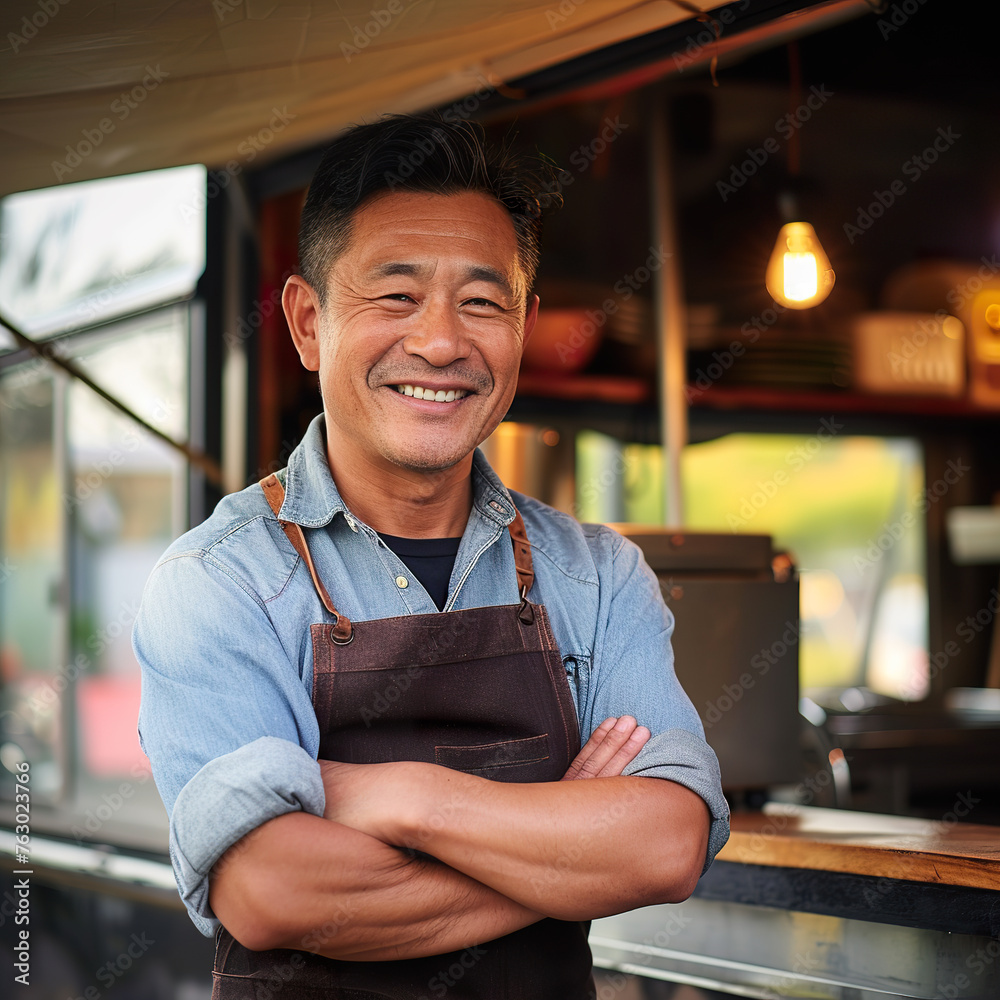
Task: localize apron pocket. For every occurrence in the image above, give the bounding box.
[434,733,549,772]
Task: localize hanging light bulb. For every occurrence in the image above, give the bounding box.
[765,221,835,309]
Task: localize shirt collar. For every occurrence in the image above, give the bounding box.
[278,414,518,531]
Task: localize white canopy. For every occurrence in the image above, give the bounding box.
[0,0,865,197]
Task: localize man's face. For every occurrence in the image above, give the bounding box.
[304,189,536,475]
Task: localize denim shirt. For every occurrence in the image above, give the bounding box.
[134,415,730,936]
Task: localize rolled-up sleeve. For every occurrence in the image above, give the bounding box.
[134,550,323,936]
[589,530,730,873]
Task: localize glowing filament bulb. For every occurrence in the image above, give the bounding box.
[766,221,834,309]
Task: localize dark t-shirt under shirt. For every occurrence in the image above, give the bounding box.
[377,533,462,611]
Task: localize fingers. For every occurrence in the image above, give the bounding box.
[594,720,650,778]
[561,716,618,780]
[561,715,651,780]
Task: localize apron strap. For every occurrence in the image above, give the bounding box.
[258,473,536,616]
[259,474,353,643]
[508,508,535,599]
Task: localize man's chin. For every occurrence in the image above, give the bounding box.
[383,442,474,476]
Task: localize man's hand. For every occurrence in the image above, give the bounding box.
[561,715,650,780]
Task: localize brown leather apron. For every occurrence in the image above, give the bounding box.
[211,474,596,999]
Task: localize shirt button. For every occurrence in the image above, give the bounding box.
[346,518,358,532]
[395,576,408,589]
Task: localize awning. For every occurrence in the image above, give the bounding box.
[0,0,866,197]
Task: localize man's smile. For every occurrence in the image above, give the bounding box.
[392,384,471,402]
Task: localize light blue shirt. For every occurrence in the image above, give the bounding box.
[134,414,730,936]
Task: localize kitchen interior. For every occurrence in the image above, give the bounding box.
[1,1,999,997]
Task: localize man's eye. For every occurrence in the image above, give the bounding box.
[465,297,501,309]
[381,293,415,303]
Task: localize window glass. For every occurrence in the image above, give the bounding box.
[683,434,927,699]
[66,310,188,825]
[0,165,206,345]
[0,366,66,802]
[0,164,201,846]
[575,430,929,699]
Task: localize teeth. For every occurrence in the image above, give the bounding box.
[394,384,468,402]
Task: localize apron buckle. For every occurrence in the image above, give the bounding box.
[331,615,354,645]
[517,589,535,625]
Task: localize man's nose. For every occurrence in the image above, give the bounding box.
[400,299,472,367]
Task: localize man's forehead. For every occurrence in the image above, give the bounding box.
[339,189,524,289]
[351,191,516,249]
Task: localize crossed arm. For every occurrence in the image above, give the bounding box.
[209,716,710,960]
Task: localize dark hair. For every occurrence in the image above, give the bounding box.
[298,113,561,304]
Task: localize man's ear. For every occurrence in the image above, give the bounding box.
[283,275,322,372]
[522,293,540,348]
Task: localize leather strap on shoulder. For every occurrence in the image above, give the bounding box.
[508,509,535,599]
[259,474,352,642]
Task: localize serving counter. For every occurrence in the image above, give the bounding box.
[591,805,1000,999]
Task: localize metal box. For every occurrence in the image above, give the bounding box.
[615,529,801,790]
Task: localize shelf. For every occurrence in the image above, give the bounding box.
[687,384,1000,419]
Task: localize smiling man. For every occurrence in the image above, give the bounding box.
[135,114,729,999]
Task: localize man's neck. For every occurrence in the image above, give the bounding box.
[324,429,474,539]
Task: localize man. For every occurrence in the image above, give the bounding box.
[135,113,729,998]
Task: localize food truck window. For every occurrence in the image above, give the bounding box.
[0,167,204,842]
[575,430,928,702]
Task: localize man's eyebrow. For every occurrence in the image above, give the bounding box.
[370,261,424,279]
[464,265,514,300]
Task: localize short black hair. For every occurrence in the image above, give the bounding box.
[298,112,561,304]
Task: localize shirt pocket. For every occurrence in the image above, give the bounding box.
[562,653,591,736]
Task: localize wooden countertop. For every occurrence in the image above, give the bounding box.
[717,805,1000,891]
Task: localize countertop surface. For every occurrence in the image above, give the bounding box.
[717,804,1000,890]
